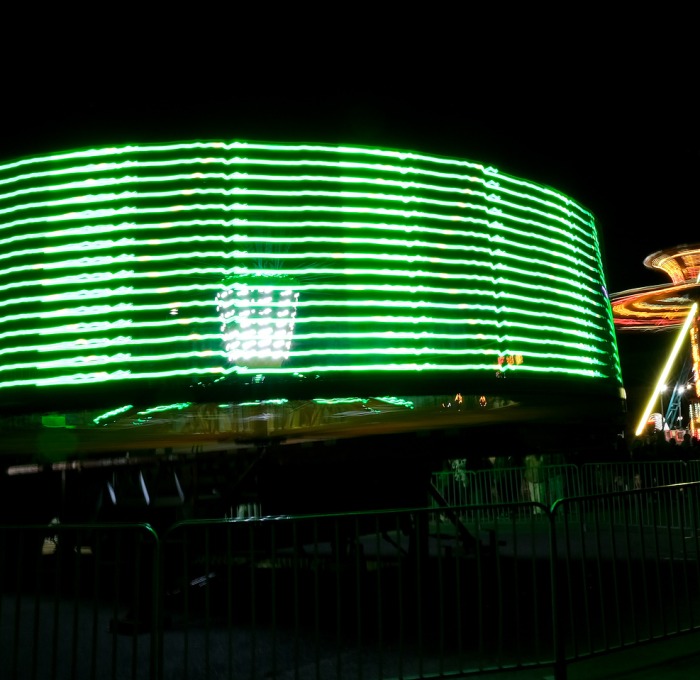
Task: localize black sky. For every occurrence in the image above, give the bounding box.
[2,47,697,423]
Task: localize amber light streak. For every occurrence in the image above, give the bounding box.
[611,282,700,330]
[611,244,700,331]
[635,302,698,437]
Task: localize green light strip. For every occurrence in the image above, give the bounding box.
[0,140,621,394]
[0,329,604,362]
[93,403,133,424]
[0,203,598,273]
[0,171,592,235]
[0,186,594,244]
[0,140,594,224]
[0,295,606,333]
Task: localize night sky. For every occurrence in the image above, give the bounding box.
[2,51,697,426]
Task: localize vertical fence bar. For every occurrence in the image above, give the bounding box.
[550,500,566,680]
[1,522,158,680]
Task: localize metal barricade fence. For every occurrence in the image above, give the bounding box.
[579,460,693,528]
[433,460,700,526]
[0,522,159,680]
[152,484,700,679]
[579,460,688,494]
[552,482,700,668]
[3,480,700,679]
[159,506,557,679]
[432,465,581,522]
[688,459,700,482]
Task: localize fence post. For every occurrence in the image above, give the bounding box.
[549,500,568,680]
[150,528,163,680]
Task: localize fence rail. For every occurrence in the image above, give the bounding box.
[431,460,700,526]
[2,463,700,679]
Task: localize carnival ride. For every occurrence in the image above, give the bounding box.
[610,244,700,438]
[0,140,626,521]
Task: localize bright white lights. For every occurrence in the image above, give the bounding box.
[216,277,299,368]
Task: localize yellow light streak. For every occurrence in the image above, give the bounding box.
[635,302,698,436]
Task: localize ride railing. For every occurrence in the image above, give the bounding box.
[432,460,700,527]
[431,465,580,522]
[3,482,700,680]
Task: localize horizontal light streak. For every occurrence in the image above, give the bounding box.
[0,202,599,270]
[1,261,601,311]
[0,186,595,246]
[0,140,593,224]
[0,220,600,285]
[0,294,606,331]
[0,357,607,390]
[0,171,593,235]
[0,329,603,357]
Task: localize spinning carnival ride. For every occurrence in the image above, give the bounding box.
[0,140,625,470]
[610,244,700,438]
